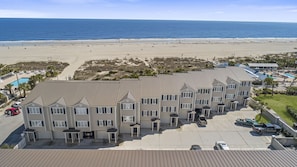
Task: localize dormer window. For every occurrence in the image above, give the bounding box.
[181,92,193,98]
[121,103,135,110]
[213,86,224,92]
[51,107,65,115]
[74,107,88,115]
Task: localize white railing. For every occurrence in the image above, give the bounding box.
[13,137,26,149]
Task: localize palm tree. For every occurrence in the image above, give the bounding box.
[35,74,45,82]
[18,83,30,97]
[264,77,274,96]
[4,83,13,95]
[28,75,37,89]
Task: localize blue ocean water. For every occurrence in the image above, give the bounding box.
[0,18,297,41]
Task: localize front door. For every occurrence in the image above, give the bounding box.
[133,127,137,134]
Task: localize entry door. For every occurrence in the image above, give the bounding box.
[133,127,137,134]
[111,133,115,139]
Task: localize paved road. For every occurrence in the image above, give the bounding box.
[0,110,24,146]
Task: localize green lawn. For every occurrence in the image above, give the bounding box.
[257,94,297,126]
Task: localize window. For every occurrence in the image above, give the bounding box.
[241,81,251,87]
[238,91,249,96]
[181,103,192,109]
[122,116,134,123]
[141,98,158,105]
[181,92,193,98]
[197,89,210,94]
[30,120,43,127]
[227,84,236,89]
[195,99,209,105]
[76,121,89,127]
[51,107,65,115]
[213,86,223,92]
[97,120,113,127]
[27,107,41,114]
[74,107,88,115]
[161,106,177,112]
[212,97,222,102]
[53,120,67,128]
[121,103,135,110]
[161,95,178,101]
[226,94,235,100]
[141,110,158,117]
[97,107,113,114]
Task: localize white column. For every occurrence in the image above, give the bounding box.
[175,118,178,127]
[170,117,173,126]
[71,133,74,143]
[137,127,140,137]
[192,113,195,122]
[78,133,80,143]
[151,122,154,131]
[64,133,67,143]
[115,132,117,143]
[131,127,133,137]
[157,122,160,132]
[33,132,36,142]
[108,133,111,143]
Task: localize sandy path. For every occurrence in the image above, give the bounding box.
[1,38,297,80]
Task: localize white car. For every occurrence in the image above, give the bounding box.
[215,141,230,150]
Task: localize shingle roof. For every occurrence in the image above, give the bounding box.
[0,150,296,167]
[22,67,253,106]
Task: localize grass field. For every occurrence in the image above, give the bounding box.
[256,94,297,126]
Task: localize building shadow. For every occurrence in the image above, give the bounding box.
[1,124,25,147]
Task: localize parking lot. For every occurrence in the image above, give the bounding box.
[3,107,274,150]
[109,107,273,150]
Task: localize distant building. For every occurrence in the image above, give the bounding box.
[248,63,278,71]
[21,67,253,143]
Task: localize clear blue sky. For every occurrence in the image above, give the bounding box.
[1,0,297,22]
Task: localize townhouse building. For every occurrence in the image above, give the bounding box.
[21,67,253,143]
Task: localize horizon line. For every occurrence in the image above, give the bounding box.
[0,17,297,24]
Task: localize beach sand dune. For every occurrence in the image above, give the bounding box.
[1,38,297,80]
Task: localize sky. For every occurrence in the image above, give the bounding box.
[0,0,297,22]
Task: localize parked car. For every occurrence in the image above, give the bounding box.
[11,101,21,109]
[215,141,230,150]
[190,145,202,151]
[198,115,207,126]
[252,123,282,135]
[235,118,257,127]
[4,108,21,116]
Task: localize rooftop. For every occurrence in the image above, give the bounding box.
[0,150,296,167]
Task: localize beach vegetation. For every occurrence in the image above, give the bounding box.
[0,92,8,104]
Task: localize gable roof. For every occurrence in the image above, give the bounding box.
[22,67,253,107]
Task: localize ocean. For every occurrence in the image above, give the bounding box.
[0,18,297,41]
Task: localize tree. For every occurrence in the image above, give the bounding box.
[264,77,274,96]
[18,83,30,97]
[4,83,13,95]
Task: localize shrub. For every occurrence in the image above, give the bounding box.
[286,105,297,120]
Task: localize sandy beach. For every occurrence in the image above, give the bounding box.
[1,38,297,80]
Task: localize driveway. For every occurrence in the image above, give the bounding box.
[108,107,272,150]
